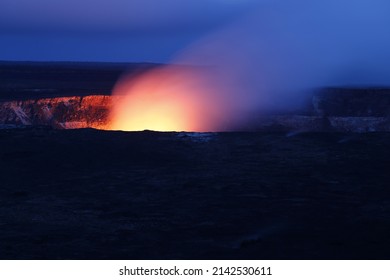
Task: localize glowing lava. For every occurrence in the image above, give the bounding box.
[110,66,230,132]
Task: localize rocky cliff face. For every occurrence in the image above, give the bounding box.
[312,88,390,117]
[0,89,389,132]
[307,88,390,132]
[0,95,116,129]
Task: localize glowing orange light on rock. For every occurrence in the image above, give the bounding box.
[110,66,231,132]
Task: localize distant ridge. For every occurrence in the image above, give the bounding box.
[0,61,162,101]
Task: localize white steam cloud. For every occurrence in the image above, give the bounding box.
[112,0,390,131]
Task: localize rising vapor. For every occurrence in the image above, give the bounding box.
[111,0,390,132]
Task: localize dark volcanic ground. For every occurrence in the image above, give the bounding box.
[0,128,389,259]
[0,61,158,101]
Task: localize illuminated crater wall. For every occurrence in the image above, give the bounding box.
[0,95,116,129]
[1,89,390,132]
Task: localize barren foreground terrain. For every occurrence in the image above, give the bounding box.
[0,128,389,259]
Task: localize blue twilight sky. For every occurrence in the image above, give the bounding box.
[0,0,257,62]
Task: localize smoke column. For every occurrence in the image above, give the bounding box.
[110,0,390,132]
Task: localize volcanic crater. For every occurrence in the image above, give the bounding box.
[1,61,390,260]
[1,62,390,132]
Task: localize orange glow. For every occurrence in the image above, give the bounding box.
[110,66,230,132]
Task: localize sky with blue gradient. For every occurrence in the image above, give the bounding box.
[0,0,256,62]
[1,0,390,89]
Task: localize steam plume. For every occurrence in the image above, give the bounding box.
[111,0,390,132]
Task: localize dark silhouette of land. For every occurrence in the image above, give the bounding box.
[0,128,389,259]
[0,61,390,259]
[0,61,160,101]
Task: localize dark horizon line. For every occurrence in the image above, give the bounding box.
[0,59,163,65]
